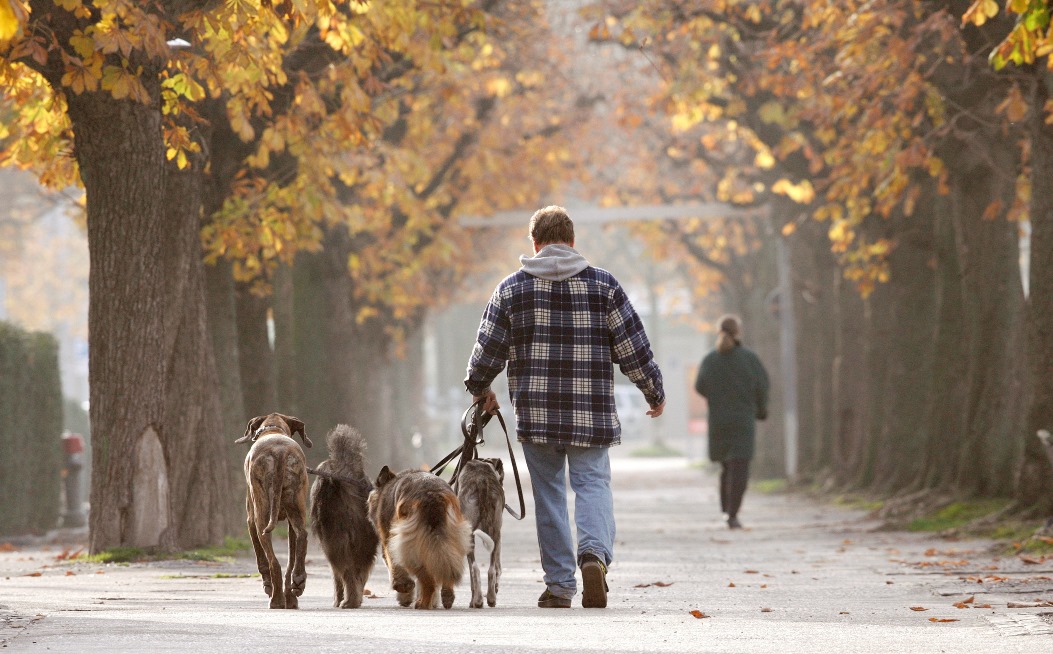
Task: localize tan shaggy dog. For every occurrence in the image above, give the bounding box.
[368,467,471,609]
[234,413,312,609]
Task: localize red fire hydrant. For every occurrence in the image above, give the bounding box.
[61,432,86,528]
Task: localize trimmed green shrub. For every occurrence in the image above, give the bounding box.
[0,322,64,536]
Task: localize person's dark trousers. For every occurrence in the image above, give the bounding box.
[720,458,750,518]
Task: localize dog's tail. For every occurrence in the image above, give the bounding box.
[263,453,285,535]
[390,493,471,586]
[473,529,495,574]
[326,424,367,479]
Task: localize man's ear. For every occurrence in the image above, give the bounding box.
[235,416,265,444]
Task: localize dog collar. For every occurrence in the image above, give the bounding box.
[255,426,289,439]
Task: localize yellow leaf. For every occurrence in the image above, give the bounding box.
[0,0,24,43]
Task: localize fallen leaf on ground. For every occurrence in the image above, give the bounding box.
[65,571,75,576]
[0,543,16,552]
[839,611,849,615]
[760,608,773,612]
[761,584,768,588]
[689,610,708,619]
[24,572,42,577]
[745,570,759,574]
[928,617,959,623]
[909,607,929,611]
[1007,600,1053,608]
[1018,554,1047,565]
[728,582,736,588]
[654,581,674,587]
[635,583,651,588]
[953,595,975,608]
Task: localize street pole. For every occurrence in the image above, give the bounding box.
[776,234,799,480]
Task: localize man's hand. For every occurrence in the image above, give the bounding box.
[647,399,665,418]
[473,389,499,415]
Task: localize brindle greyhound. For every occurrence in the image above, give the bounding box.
[234,413,312,609]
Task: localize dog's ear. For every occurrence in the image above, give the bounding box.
[235,416,265,444]
[487,458,505,482]
[375,465,396,488]
[278,414,311,448]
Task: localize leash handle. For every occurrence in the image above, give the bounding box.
[432,399,526,521]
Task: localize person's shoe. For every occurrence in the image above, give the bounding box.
[537,589,571,608]
[727,516,743,530]
[580,552,609,608]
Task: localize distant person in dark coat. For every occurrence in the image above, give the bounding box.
[694,315,769,529]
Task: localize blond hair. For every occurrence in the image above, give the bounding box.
[716,315,742,353]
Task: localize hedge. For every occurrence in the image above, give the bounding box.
[0,321,64,536]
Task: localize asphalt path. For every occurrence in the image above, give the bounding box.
[2,457,1051,652]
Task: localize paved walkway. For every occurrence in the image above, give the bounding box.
[2,457,1052,652]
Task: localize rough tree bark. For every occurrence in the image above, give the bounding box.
[1015,72,1053,512]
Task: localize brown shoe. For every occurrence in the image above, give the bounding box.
[580,553,608,608]
[537,589,571,608]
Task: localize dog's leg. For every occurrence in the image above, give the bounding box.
[260,529,285,609]
[332,566,345,608]
[441,583,456,610]
[246,496,272,598]
[383,545,415,607]
[487,539,501,608]
[338,569,363,609]
[286,507,308,602]
[415,570,436,610]
[467,545,482,609]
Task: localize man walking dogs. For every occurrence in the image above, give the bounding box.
[465,206,666,609]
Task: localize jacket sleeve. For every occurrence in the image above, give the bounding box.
[464,286,511,396]
[607,282,665,407]
[753,352,770,420]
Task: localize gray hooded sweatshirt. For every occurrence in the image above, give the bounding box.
[519,243,590,281]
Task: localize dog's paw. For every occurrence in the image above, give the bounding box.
[396,590,414,607]
[269,595,287,609]
[487,597,497,608]
[392,578,415,594]
[441,588,455,609]
[470,597,483,609]
[284,592,299,609]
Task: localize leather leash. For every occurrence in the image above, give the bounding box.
[431,400,526,521]
[306,466,373,494]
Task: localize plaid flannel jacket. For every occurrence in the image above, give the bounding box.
[465,266,665,447]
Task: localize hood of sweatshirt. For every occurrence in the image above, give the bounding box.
[519,244,590,281]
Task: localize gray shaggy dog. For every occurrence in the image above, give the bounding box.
[456,458,505,608]
[309,425,379,609]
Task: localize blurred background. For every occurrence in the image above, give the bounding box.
[2,0,1051,549]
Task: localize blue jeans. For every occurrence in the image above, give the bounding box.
[522,442,615,599]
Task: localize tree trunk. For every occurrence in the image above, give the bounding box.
[946,156,1028,498]
[158,153,239,549]
[69,87,234,552]
[873,221,937,494]
[830,266,869,488]
[70,90,169,553]
[919,196,969,491]
[1016,73,1053,512]
[203,259,247,442]
[235,282,277,419]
